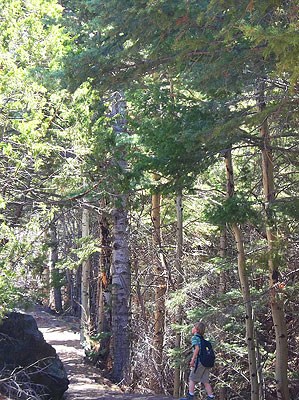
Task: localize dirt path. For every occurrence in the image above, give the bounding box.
[28,307,174,400]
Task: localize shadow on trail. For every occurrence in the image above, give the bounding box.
[27,306,174,400]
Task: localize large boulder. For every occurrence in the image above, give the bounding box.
[0,312,69,399]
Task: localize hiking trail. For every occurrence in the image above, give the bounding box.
[28,307,174,400]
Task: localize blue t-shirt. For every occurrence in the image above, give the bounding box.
[191,333,201,349]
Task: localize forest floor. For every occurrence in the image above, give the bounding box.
[27,306,174,400]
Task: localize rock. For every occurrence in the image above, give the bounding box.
[0,312,69,399]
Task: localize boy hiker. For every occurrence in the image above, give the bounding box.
[180,321,215,400]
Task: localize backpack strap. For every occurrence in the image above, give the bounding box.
[193,334,203,372]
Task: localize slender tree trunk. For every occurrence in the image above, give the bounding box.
[133,255,147,321]
[110,92,131,383]
[64,269,73,312]
[231,224,259,400]
[218,227,227,400]
[80,207,91,345]
[258,84,289,400]
[48,219,62,313]
[173,190,184,398]
[97,210,111,332]
[219,229,227,294]
[168,79,184,396]
[225,150,259,400]
[95,209,112,367]
[255,323,266,400]
[151,186,167,392]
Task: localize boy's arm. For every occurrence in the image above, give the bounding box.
[190,344,200,367]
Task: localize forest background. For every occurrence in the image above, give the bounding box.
[0,1,298,400]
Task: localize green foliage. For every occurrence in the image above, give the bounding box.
[57,236,100,271]
[0,0,297,396]
[125,81,237,192]
[0,0,73,314]
[51,268,66,289]
[204,195,259,226]
[0,269,23,317]
[167,346,187,369]
[273,198,299,221]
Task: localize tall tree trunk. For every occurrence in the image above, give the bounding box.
[151,185,167,392]
[48,219,62,313]
[173,190,184,398]
[111,203,130,382]
[258,84,289,400]
[225,150,259,400]
[80,207,91,345]
[95,209,112,368]
[64,269,74,312]
[219,228,227,295]
[168,78,183,396]
[231,224,259,400]
[133,255,147,321]
[218,227,227,400]
[110,92,131,383]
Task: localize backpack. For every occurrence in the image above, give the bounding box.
[195,334,215,369]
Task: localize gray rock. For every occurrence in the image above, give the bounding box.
[0,312,69,399]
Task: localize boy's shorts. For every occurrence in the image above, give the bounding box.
[189,363,210,383]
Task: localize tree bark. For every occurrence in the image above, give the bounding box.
[48,219,62,313]
[258,84,289,400]
[151,186,167,392]
[132,255,147,321]
[173,190,184,398]
[225,150,259,400]
[110,91,131,383]
[231,224,259,400]
[80,207,91,345]
[111,200,130,382]
[95,209,112,368]
[218,228,227,400]
[219,228,227,295]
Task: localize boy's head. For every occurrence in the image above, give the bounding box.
[192,321,205,336]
